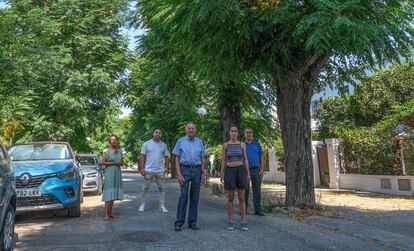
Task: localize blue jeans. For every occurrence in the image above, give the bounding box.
[245,168,262,213]
[175,166,201,227]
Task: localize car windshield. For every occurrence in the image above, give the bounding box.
[9,143,72,161]
[79,156,97,166]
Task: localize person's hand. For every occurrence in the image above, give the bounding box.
[177,174,184,186]
[115,160,123,166]
[201,172,206,184]
[247,173,251,183]
[259,169,264,178]
[220,175,224,184]
[164,168,170,176]
[140,169,146,177]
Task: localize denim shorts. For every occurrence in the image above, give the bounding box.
[224,165,247,191]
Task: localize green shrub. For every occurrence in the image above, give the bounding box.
[337,126,401,175]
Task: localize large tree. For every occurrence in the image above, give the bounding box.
[134,2,277,142]
[0,0,129,151]
[137,0,414,207]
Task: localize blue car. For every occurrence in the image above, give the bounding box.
[8,142,83,217]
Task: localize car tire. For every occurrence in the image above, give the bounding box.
[68,186,82,217]
[67,203,81,218]
[0,204,15,251]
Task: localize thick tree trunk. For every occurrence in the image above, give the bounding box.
[275,70,315,208]
[218,81,241,142]
[219,102,241,142]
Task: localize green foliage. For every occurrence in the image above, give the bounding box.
[137,0,413,86]
[338,127,400,175]
[316,62,414,138]
[377,99,414,134]
[334,100,414,175]
[206,145,223,173]
[0,0,129,152]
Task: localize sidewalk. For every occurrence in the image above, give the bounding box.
[207,177,414,250]
[208,177,414,211]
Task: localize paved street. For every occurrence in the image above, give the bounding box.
[14,171,414,251]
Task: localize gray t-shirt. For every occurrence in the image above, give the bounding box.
[140,139,169,172]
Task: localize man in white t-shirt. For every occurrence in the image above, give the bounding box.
[138,128,170,213]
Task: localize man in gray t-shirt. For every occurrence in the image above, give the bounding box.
[138,128,170,213]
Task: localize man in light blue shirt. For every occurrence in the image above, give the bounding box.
[172,122,206,231]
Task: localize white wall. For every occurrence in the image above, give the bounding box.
[339,174,414,196]
[264,142,323,187]
[326,138,414,197]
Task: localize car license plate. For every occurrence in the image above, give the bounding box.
[16,189,42,197]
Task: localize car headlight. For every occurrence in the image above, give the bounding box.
[58,168,75,179]
[86,172,98,178]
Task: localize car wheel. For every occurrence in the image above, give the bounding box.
[0,204,15,251]
[67,203,81,217]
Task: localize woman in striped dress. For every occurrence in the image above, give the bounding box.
[220,126,250,231]
[101,134,124,220]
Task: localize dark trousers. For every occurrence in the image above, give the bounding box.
[175,167,201,227]
[245,168,262,213]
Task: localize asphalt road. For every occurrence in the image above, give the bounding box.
[13,172,411,251]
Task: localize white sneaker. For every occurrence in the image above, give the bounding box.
[159,204,168,213]
[138,203,145,212]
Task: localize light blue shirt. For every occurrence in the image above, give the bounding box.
[172,136,205,165]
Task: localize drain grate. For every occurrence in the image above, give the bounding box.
[119,231,169,243]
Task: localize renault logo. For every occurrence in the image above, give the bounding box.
[19,173,31,187]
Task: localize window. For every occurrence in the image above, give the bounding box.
[9,143,72,161]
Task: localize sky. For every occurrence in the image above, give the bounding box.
[119,27,141,117]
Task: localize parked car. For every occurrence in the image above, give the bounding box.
[8,142,83,217]
[76,153,103,195]
[0,142,16,251]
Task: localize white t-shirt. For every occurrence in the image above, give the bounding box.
[140,139,169,172]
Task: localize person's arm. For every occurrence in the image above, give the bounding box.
[164,144,170,175]
[200,140,206,183]
[118,155,124,167]
[175,155,184,186]
[172,140,184,185]
[101,151,117,167]
[260,155,265,177]
[259,143,264,177]
[139,154,146,176]
[242,143,251,181]
[220,143,227,184]
[164,155,170,175]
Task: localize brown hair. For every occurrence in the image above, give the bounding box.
[108,134,119,143]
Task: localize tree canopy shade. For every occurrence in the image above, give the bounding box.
[137,0,414,207]
[135,1,280,142]
[0,0,129,151]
